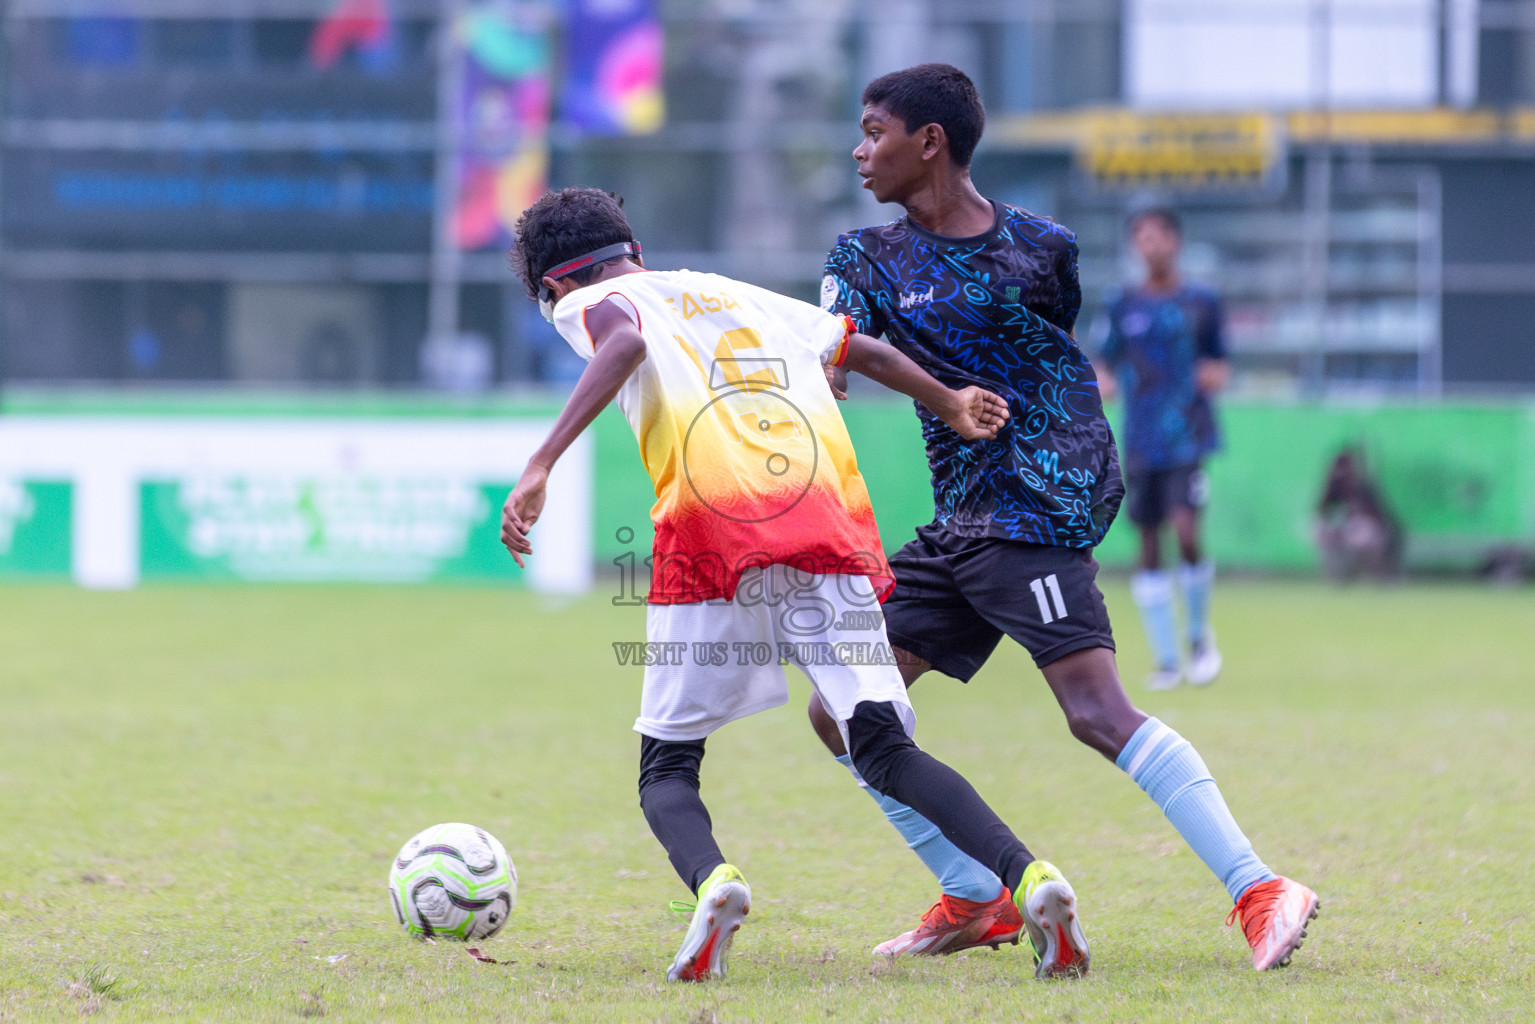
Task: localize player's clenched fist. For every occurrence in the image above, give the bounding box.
[823,362,849,401]
[501,463,549,568]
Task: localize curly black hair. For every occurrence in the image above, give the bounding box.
[507,187,636,301]
[862,63,985,168]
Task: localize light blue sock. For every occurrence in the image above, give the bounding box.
[1116,717,1276,903]
[835,754,1002,902]
[1131,570,1181,670]
[1177,561,1215,646]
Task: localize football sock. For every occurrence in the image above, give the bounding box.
[846,701,1034,895]
[1131,569,1182,670]
[637,736,725,893]
[640,777,724,894]
[1177,560,1215,647]
[835,753,1003,902]
[1117,717,1276,903]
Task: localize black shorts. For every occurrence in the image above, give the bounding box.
[1125,464,1209,528]
[881,524,1115,680]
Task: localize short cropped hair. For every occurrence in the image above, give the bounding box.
[862,63,985,168]
[509,187,636,301]
[1128,207,1183,237]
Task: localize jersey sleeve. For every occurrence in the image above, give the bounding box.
[821,236,887,339]
[823,315,856,367]
[550,288,641,362]
[1056,237,1083,334]
[1196,291,1227,360]
[742,282,853,365]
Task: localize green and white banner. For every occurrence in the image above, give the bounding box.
[141,477,516,583]
[0,416,591,591]
[0,479,72,579]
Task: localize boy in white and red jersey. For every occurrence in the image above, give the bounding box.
[501,187,1091,983]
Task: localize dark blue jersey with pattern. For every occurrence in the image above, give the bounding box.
[1098,284,1225,473]
[822,201,1123,549]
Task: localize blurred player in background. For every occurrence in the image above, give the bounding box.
[811,64,1317,972]
[501,187,1091,982]
[1094,208,1229,691]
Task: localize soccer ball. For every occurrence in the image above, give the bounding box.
[388,822,516,940]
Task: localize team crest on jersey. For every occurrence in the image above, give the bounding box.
[898,285,934,310]
[819,275,838,311]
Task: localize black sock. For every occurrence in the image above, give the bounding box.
[638,735,725,893]
[846,700,1034,893]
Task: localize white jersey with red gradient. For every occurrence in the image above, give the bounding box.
[552,269,892,605]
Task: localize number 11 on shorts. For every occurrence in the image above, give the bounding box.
[1029,574,1068,623]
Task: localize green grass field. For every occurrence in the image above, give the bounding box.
[1,579,1531,1022]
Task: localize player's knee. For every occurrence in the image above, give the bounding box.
[845,700,917,795]
[1062,707,1106,749]
[637,735,705,801]
[1049,663,1129,756]
[1062,702,1140,759]
[806,693,848,756]
[1171,513,1200,559]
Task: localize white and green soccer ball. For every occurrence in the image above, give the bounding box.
[388,823,516,941]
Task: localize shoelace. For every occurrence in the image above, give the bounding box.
[918,896,981,929]
[668,899,696,922]
[919,900,954,927]
[1226,880,1283,946]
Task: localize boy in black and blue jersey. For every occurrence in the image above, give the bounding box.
[822,186,1116,553]
[807,64,1316,973]
[1097,208,1230,691]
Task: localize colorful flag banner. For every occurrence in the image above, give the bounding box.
[454,6,552,249]
[309,0,396,72]
[560,0,664,136]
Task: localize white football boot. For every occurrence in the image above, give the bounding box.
[667,864,751,982]
[1187,633,1222,687]
[1015,860,1090,978]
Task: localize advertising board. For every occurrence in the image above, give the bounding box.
[0,416,590,591]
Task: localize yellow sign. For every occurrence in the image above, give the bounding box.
[1082,112,1282,188]
[1288,108,1503,143]
[994,106,1535,163]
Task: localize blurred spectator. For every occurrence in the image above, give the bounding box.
[1315,448,1403,581]
[1480,545,1532,586]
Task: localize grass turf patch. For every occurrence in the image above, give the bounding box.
[0,580,1530,1021]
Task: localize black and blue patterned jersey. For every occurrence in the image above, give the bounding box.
[1097,284,1225,473]
[822,201,1123,549]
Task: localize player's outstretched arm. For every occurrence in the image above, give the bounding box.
[501,300,646,566]
[840,333,1009,440]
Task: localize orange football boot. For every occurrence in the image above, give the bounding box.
[873,889,1024,957]
[1228,876,1320,971]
